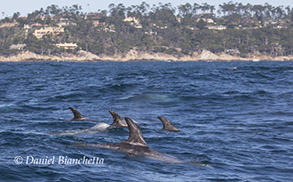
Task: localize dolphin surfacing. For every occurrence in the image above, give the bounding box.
[108,110,128,128]
[52,122,110,136]
[158,116,180,132]
[68,107,95,121]
[74,117,181,163]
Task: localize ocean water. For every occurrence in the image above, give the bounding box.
[0,61,292,181]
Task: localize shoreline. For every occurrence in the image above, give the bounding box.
[0,50,292,62]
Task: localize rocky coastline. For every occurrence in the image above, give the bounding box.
[0,50,292,62]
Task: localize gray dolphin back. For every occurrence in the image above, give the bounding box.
[68,107,87,121]
[125,117,147,145]
[158,116,180,132]
[109,110,128,127]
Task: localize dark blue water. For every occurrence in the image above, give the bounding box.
[0,61,293,181]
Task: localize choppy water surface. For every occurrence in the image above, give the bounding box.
[0,61,293,181]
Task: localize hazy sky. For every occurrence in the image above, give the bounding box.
[0,0,292,17]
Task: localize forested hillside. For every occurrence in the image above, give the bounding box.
[0,2,292,57]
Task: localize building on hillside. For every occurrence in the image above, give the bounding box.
[152,23,167,29]
[19,16,27,20]
[24,23,42,29]
[0,22,19,28]
[55,43,78,50]
[123,17,142,28]
[123,17,139,24]
[92,20,106,27]
[134,24,143,29]
[9,44,26,50]
[24,23,42,38]
[84,13,106,27]
[225,49,240,55]
[84,12,105,20]
[107,25,116,32]
[274,25,288,29]
[33,27,64,39]
[145,30,157,35]
[197,18,214,24]
[206,25,227,30]
[57,18,76,27]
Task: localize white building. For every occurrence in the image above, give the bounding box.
[33,27,64,39]
[10,44,26,50]
[206,25,227,30]
[55,43,78,50]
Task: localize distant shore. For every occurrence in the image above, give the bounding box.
[1,50,292,62]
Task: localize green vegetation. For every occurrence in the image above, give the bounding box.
[0,2,292,57]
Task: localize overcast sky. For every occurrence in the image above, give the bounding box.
[0,0,292,17]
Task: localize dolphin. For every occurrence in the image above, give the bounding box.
[68,107,95,121]
[73,117,182,163]
[158,116,180,132]
[52,122,111,135]
[56,109,126,135]
[108,110,128,128]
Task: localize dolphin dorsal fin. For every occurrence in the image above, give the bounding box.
[68,107,86,121]
[109,110,127,127]
[125,117,147,146]
[158,116,180,132]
